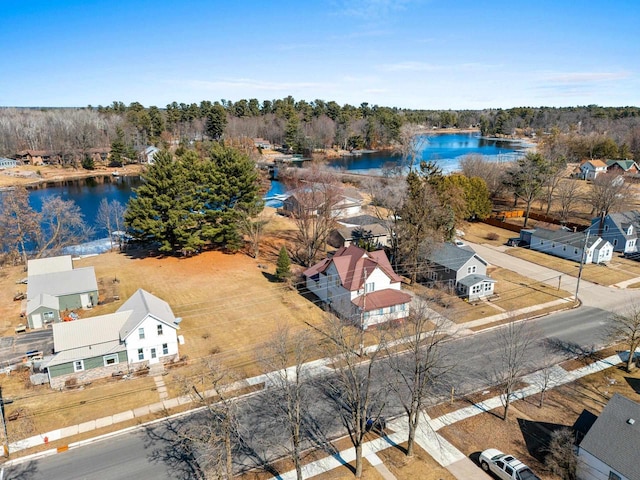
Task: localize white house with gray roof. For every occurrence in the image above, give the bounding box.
[25,255,99,329]
[577,393,640,480]
[426,243,496,301]
[587,211,640,255]
[524,227,613,264]
[45,289,180,389]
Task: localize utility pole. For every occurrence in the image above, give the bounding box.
[0,387,9,457]
[575,231,590,301]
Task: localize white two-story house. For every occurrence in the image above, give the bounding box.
[45,289,181,389]
[303,245,411,329]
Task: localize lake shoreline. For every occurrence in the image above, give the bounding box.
[0,164,145,189]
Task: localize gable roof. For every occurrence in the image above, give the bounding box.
[580,394,640,480]
[26,293,59,316]
[581,159,608,169]
[428,243,486,271]
[118,288,178,339]
[303,245,401,291]
[531,227,602,249]
[604,211,640,229]
[458,274,496,288]
[45,311,130,368]
[337,214,385,227]
[27,255,73,276]
[606,159,639,172]
[333,224,388,241]
[45,289,177,368]
[27,266,98,300]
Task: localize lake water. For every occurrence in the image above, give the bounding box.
[21,133,530,252]
[327,133,530,174]
[264,132,531,203]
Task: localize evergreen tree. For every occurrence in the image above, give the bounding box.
[109,127,127,167]
[275,246,291,281]
[124,145,262,255]
[206,104,228,140]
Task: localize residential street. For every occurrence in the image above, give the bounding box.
[470,242,640,311]
[4,305,615,480]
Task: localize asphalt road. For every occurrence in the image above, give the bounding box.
[0,330,53,367]
[6,306,612,480]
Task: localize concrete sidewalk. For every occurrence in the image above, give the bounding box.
[267,351,626,480]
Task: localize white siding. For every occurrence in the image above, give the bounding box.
[577,448,629,480]
[125,315,179,365]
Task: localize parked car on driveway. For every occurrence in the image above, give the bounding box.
[479,449,540,480]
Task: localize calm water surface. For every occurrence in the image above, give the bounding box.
[25,134,531,244]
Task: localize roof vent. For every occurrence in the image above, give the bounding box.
[628,418,635,425]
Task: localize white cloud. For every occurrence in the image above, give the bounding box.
[541,71,630,83]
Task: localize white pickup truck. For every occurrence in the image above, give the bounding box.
[479,449,541,480]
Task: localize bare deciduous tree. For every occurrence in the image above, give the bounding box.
[606,304,640,372]
[284,167,341,266]
[363,174,405,269]
[459,154,509,198]
[320,314,387,478]
[386,299,454,456]
[96,198,125,251]
[493,321,537,421]
[177,358,240,479]
[238,211,270,258]
[35,196,92,257]
[589,172,631,226]
[258,326,314,480]
[544,428,577,480]
[0,186,40,265]
[555,179,582,223]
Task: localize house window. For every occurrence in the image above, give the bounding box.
[608,472,621,480]
[467,265,477,274]
[390,305,396,313]
[162,343,169,355]
[378,308,384,315]
[574,248,578,254]
[138,348,144,361]
[605,225,609,232]
[484,283,492,291]
[363,311,370,319]
[157,324,163,336]
[472,285,482,294]
[613,239,618,246]
[103,354,119,366]
[138,328,145,339]
[151,348,157,359]
[552,242,555,248]
[74,360,84,372]
[43,311,54,321]
[365,282,375,293]
[445,267,450,273]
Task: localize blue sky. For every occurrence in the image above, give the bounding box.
[1,0,638,109]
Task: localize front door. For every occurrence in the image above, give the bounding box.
[149,348,158,364]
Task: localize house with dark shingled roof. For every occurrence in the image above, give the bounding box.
[578,393,640,480]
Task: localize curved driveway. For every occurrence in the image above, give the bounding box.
[470,242,640,312]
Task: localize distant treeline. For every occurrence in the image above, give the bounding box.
[1,99,639,161]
